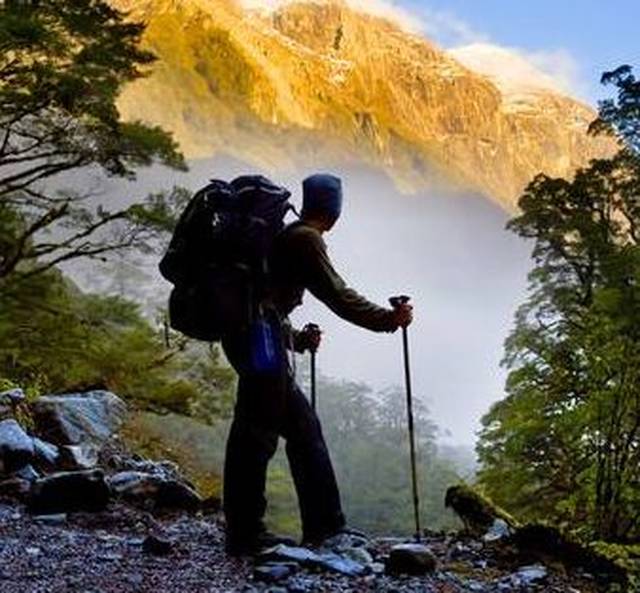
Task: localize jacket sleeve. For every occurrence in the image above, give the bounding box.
[293,228,397,333]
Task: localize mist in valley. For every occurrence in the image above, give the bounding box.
[67,157,532,450]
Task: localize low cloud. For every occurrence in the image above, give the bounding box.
[450,43,585,98]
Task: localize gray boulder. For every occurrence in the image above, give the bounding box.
[28,469,110,514]
[0,419,35,474]
[31,437,60,471]
[386,543,438,576]
[58,443,99,470]
[107,470,201,511]
[31,391,126,446]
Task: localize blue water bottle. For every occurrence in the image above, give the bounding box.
[250,314,280,373]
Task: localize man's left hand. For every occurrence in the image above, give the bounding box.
[300,323,322,353]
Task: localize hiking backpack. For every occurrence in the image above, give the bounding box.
[159,175,293,342]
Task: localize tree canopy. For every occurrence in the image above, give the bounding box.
[477,66,640,542]
[0,0,186,287]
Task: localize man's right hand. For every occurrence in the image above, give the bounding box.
[391,302,413,328]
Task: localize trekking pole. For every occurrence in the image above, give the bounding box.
[389,295,422,542]
[304,323,320,411]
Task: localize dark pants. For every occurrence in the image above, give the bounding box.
[222,325,345,543]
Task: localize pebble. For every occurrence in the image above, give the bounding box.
[142,534,173,556]
[253,562,298,583]
[33,513,67,525]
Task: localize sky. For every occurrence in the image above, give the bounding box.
[400,0,640,104]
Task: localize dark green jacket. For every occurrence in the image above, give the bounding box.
[270,221,397,334]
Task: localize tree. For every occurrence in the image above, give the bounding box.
[0,0,186,287]
[477,66,640,542]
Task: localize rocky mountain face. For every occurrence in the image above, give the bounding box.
[110,0,610,210]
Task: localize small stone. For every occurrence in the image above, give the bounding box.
[386,543,438,576]
[515,564,548,585]
[25,547,41,556]
[370,562,385,575]
[13,464,40,482]
[253,562,297,583]
[142,534,173,556]
[98,553,123,561]
[33,513,67,525]
[483,518,513,542]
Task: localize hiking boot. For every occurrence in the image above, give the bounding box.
[225,529,297,557]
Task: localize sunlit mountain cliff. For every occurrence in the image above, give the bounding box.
[110,0,610,209]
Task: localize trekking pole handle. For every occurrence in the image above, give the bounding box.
[389,295,411,309]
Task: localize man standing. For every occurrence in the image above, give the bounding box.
[222,173,413,555]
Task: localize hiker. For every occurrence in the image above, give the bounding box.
[222,173,414,556]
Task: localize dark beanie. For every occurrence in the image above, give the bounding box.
[302,174,343,221]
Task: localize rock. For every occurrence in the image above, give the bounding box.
[31,437,60,470]
[483,518,514,542]
[340,546,374,566]
[319,531,369,551]
[514,564,548,585]
[253,562,298,583]
[142,535,173,556]
[31,391,126,446]
[107,471,201,511]
[259,545,366,577]
[13,464,39,482]
[33,513,67,525]
[0,388,26,406]
[0,477,32,499]
[28,469,110,514]
[513,523,627,585]
[58,443,99,470]
[315,552,367,576]
[259,544,320,566]
[445,485,518,536]
[386,543,438,576]
[0,419,35,474]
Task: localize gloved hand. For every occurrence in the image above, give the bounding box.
[389,296,414,329]
[392,303,413,328]
[296,323,322,353]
